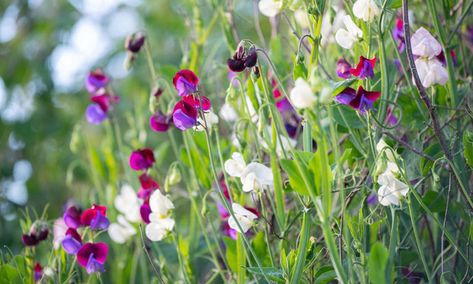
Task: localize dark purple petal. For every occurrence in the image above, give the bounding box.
[89,212,110,231]
[85,104,107,125]
[64,206,82,229]
[22,234,39,246]
[125,32,146,53]
[227,58,246,72]
[334,87,357,105]
[244,47,258,68]
[140,203,151,223]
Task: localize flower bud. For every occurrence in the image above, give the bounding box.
[125,32,146,54]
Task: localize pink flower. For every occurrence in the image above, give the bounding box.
[149,112,171,132]
[76,242,109,274]
[138,173,159,200]
[173,69,199,96]
[129,148,155,171]
[350,56,376,79]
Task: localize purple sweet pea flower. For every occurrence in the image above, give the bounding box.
[336,58,352,79]
[140,202,151,224]
[85,70,109,95]
[335,86,381,113]
[149,112,171,132]
[89,212,110,231]
[385,107,399,126]
[34,263,42,282]
[350,56,376,79]
[85,104,108,125]
[77,243,109,274]
[367,194,378,206]
[63,206,82,229]
[62,228,82,255]
[173,69,199,96]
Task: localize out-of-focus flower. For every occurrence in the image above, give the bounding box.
[173,69,199,97]
[224,152,247,178]
[22,220,49,246]
[227,46,258,73]
[366,193,378,206]
[353,0,380,22]
[145,190,175,241]
[290,78,316,109]
[436,50,457,66]
[219,103,238,122]
[149,111,171,132]
[108,215,136,244]
[85,69,109,95]
[53,218,68,249]
[125,32,146,54]
[385,107,398,126]
[228,203,258,233]
[138,173,159,200]
[240,163,274,192]
[392,18,405,52]
[85,93,119,125]
[76,243,109,274]
[258,0,282,17]
[34,263,42,282]
[294,9,310,29]
[411,27,442,58]
[85,104,108,125]
[195,111,219,131]
[414,57,448,88]
[334,86,381,113]
[115,184,142,222]
[335,15,363,49]
[63,206,82,229]
[129,148,155,171]
[321,8,346,46]
[140,202,152,224]
[62,228,82,255]
[80,204,110,231]
[272,78,301,138]
[336,58,352,79]
[350,56,376,79]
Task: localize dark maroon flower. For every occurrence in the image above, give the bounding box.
[77,243,109,274]
[436,50,457,66]
[34,263,42,282]
[244,47,258,68]
[350,56,376,79]
[336,58,352,79]
[392,18,405,52]
[335,86,381,113]
[140,202,151,224]
[62,228,82,255]
[150,112,171,132]
[80,204,109,230]
[173,69,199,96]
[125,32,146,53]
[85,69,109,94]
[22,221,49,247]
[129,148,155,171]
[64,206,82,229]
[227,45,258,72]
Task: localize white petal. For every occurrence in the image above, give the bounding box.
[378,185,400,206]
[343,15,362,38]
[243,162,274,187]
[145,223,167,241]
[224,152,246,177]
[290,78,316,109]
[242,172,257,192]
[258,0,282,17]
[108,223,130,244]
[232,203,258,219]
[335,29,355,49]
[411,27,442,58]
[149,190,174,216]
[219,103,238,122]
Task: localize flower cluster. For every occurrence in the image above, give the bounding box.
[84,70,120,125]
[61,204,110,274]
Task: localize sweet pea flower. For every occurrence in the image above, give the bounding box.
[240,163,274,192]
[140,202,152,224]
[227,46,258,72]
[138,173,159,200]
[258,0,282,18]
[125,32,146,54]
[80,204,110,231]
[392,18,405,52]
[335,15,363,49]
[149,190,174,216]
[336,58,352,79]
[145,190,175,241]
[411,27,442,58]
[334,86,381,113]
[53,218,68,249]
[228,203,258,233]
[21,220,49,246]
[350,56,376,79]
[173,69,199,96]
[85,104,108,125]
[63,206,82,229]
[377,170,409,206]
[290,78,316,109]
[76,242,109,274]
[353,0,380,22]
[149,111,171,132]
[114,184,142,222]
[62,228,82,255]
[129,148,155,171]
[85,94,120,125]
[414,57,448,88]
[108,215,136,244]
[172,95,212,131]
[321,8,346,46]
[224,152,247,178]
[34,263,42,282]
[85,69,109,95]
[219,103,239,122]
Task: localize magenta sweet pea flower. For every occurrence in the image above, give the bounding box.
[62,228,83,255]
[336,58,352,79]
[129,148,155,171]
[149,112,171,132]
[77,242,109,274]
[63,206,82,229]
[392,18,405,52]
[85,94,120,125]
[34,263,42,282]
[138,173,159,200]
[80,204,109,230]
[86,69,109,95]
[172,95,211,131]
[350,56,376,79]
[173,69,199,96]
[140,202,152,224]
[335,86,381,113]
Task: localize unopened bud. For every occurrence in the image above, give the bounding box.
[125,32,146,54]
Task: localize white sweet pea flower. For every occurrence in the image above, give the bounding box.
[335,15,363,49]
[149,190,175,217]
[52,218,68,250]
[224,152,247,178]
[411,27,442,58]
[108,215,136,244]
[258,0,282,17]
[114,184,142,222]
[376,139,396,162]
[228,203,258,233]
[195,111,219,131]
[145,213,175,242]
[321,8,346,46]
[290,78,316,109]
[219,103,238,122]
[352,0,380,22]
[240,162,274,192]
[414,58,448,88]
[377,171,409,206]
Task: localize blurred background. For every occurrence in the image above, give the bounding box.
[0,0,269,251]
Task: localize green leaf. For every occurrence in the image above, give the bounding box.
[293,55,308,80]
[246,267,285,283]
[463,131,473,168]
[368,242,389,284]
[331,105,364,129]
[280,158,310,196]
[314,266,336,284]
[223,237,238,272]
[331,78,357,96]
[252,231,271,266]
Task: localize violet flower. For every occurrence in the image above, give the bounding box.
[336,58,352,79]
[85,104,107,125]
[129,148,155,171]
[62,228,82,255]
[138,173,159,200]
[76,243,109,274]
[34,263,42,282]
[172,95,212,131]
[173,69,199,96]
[140,202,152,224]
[335,86,381,113]
[85,70,109,95]
[80,204,109,230]
[63,206,82,229]
[350,56,376,79]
